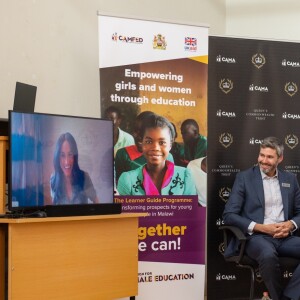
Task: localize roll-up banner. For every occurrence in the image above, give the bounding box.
[207,36,300,300]
[98,14,208,300]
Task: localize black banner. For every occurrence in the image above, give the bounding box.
[207,36,300,300]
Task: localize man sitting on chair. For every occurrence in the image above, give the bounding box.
[223,136,300,300]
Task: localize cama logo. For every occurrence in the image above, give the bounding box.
[285,82,298,97]
[285,134,299,149]
[249,137,263,145]
[282,112,300,119]
[218,242,225,255]
[282,59,300,67]
[216,55,236,63]
[249,84,269,92]
[219,187,231,203]
[216,218,225,226]
[216,109,236,118]
[219,79,233,94]
[252,53,266,69]
[216,273,237,281]
[283,270,293,278]
[219,133,233,148]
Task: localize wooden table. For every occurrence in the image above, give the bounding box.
[0,213,145,300]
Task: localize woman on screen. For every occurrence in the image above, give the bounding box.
[117,114,196,196]
[50,132,99,204]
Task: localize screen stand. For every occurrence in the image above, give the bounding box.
[23,210,47,218]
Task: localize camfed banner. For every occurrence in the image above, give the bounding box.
[98,14,208,300]
[207,36,300,299]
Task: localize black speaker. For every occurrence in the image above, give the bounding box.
[13,82,37,113]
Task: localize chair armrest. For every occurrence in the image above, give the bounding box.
[219,225,247,241]
[219,225,247,263]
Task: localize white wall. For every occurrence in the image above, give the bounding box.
[226,0,300,42]
[4,0,300,120]
[0,0,226,119]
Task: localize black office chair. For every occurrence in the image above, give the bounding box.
[219,225,300,300]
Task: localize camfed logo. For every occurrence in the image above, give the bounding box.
[219,133,233,148]
[216,55,236,63]
[285,82,298,97]
[216,109,236,118]
[252,53,266,69]
[285,134,299,149]
[219,79,233,94]
[111,32,143,44]
[112,33,118,41]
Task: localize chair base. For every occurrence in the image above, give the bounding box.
[237,264,256,300]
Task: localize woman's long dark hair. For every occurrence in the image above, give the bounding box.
[50,132,84,204]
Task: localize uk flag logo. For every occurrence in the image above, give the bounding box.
[184,37,197,51]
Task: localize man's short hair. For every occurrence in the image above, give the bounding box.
[104,106,122,119]
[260,136,284,157]
[180,119,199,132]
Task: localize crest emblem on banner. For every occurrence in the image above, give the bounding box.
[219,133,233,148]
[219,79,233,94]
[285,134,299,149]
[219,187,231,202]
[153,34,167,50]
[252,53,266,69]
[285,82,298,97]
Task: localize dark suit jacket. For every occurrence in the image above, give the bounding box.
[223,165,300,257]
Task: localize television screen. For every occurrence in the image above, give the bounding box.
[9,111,119,217]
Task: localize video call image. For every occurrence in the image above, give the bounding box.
[10,111,114,208]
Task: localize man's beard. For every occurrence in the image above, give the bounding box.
[259,162,275,174]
